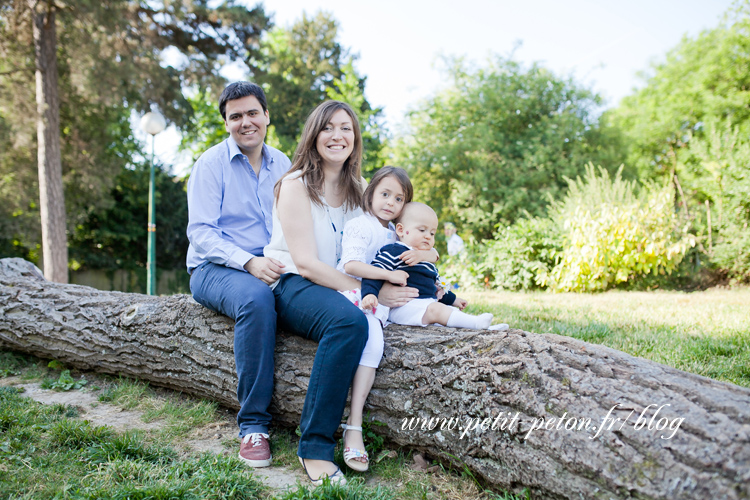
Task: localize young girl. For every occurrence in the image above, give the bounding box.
[335,166,438,472]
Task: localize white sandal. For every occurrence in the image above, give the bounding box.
[298,456,347,487]
[341,424,369,472]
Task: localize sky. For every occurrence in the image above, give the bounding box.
[145,0,736,171]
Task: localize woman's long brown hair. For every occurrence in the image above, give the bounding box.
[275,100,364,210]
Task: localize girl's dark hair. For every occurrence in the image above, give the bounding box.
[275,100,364,210]
[362,166,413,215]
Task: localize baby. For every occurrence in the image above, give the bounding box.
[362,202,509,331]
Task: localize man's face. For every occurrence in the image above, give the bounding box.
[224,95,270,155]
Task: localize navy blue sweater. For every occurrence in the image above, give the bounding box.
[361,242,457,305]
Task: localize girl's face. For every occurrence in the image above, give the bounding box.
[370,175,406,226]
[315,109,355,168]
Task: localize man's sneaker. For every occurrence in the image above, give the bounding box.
[239,432,272,467]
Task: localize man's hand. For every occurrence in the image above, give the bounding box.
[378,282,418,307]
[387,270,409,286]
[453,297,468,310]
[398,248,439,266]
[244,257,285,285]
[362,294,379,311]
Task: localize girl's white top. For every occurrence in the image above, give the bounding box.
[337,213,397,278]
[265,171,363,288]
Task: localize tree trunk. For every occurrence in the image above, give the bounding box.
[30,0,68,283]
[0,258,748,500]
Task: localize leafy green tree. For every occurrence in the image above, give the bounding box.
[69,162,189,273]
[0,0,271,279]
[607,2,750,181]
[392,56,626,240]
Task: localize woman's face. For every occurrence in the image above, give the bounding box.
[316,109,355,168]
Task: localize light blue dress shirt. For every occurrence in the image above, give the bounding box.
[186,136,291,273]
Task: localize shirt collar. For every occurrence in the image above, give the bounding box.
[226,137,274,169]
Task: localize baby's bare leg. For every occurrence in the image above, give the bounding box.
[421,302,455,326]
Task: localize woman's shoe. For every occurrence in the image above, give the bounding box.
[298,457,347,487]
[341,424,369,472]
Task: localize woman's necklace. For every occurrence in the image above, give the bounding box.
[322,188,346,264]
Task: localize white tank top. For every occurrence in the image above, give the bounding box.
[264,172,363,288]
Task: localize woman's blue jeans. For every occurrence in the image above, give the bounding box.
[190,262,275,437]
[273,273,368,461]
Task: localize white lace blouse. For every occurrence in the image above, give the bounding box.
[336,213,397,279]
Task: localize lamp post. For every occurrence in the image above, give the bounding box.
[140,111,166,295]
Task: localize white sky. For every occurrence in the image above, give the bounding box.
[147,0,736,172]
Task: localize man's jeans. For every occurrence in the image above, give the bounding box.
[190,262,275,437]
[273,273,368,461]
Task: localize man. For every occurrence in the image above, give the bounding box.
[186,82,290,467]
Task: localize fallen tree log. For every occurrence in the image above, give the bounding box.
[0,257,748,499]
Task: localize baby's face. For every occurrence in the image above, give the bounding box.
[397,206,438,251]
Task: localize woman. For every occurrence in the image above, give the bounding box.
[264,100,373,485]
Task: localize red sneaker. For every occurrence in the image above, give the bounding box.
[238,432,272,467]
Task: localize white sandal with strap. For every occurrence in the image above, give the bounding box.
[341,424,369,472]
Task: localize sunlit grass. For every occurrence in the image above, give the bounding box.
[463,287,750,387]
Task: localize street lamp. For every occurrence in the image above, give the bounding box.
[140,111,166,295]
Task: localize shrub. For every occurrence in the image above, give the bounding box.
[540,164,695,292]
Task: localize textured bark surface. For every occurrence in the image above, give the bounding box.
[31,2,68,283]
[1,258,748,499]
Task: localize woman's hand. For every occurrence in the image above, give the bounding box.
[377,282,418,307]
[387,270,409,286]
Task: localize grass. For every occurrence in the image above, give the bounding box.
[462,287,750,387]
[0,354,520,499]
[0,386,267,499]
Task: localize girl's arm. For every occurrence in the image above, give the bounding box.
[277,178,360,291]
[399,248,440,265]
[344,260,408,285]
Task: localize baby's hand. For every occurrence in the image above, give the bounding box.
[388,270,409,286]
[398,249,432,266]
[453,297,468,310]
[362,294,379,311]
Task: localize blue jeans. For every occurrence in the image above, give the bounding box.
[190,262,275,437]
[273,274,368,461]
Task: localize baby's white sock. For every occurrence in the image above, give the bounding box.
[447,311,493,329]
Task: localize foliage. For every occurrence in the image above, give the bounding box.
[542,165,695,292]
[607,2,750,180]
[41,369,89,392]
[392,55,627,241]
[451,166,696,292]
[683,119,750,283]
[68,162,189,272]
[483,217,561,290]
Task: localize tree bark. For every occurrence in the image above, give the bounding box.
[0,258,748,500]
[30,0,68,283]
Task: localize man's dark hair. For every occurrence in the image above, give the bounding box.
[219,82,267,120]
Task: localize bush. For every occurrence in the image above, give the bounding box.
[540,165,695,292]
[483,216,561,290]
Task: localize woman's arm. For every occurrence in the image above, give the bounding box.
[277,178,360,291]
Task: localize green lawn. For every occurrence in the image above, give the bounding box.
[463,288,750,387]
